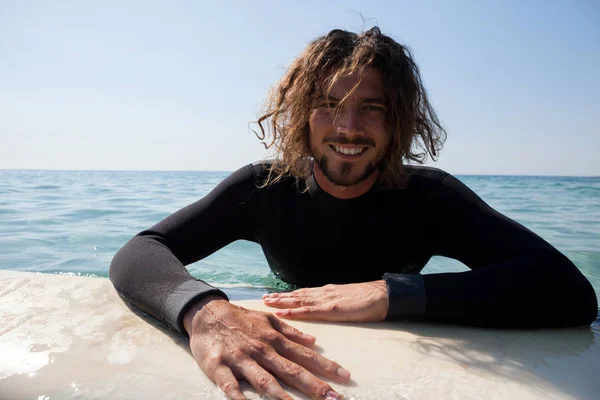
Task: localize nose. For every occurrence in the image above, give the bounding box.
[335,105,363,137]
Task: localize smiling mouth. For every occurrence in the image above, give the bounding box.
[329,145,368,156]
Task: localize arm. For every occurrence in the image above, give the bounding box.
[109,164,258,334]
[386,173,597,328]
[110,164,349,399]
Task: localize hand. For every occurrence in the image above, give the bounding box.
[262,281,388,322]
[184,297,350,400]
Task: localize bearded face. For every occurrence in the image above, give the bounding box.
[309,69,391,189]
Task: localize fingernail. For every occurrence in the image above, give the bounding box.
[337,367,351,380]
[325,390,341,400]
[302,333,316,341]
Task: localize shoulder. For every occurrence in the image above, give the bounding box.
[223,160,279,186]
[404,165,451,193]
[250,159,277,179]
[222,160,302,193]
[250,159,300,188]
[405,165,450,184]
[404,165,481,204]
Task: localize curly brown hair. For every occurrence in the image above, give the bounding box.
[254,27,446,189]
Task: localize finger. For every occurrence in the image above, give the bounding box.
[234,360,293,400]
[263,292,281,299]
[257,352,342,400]
[264,296,310,309]
[268,314,316,345]
[275,306,336,321]
[263,290,296,298]
[276,340,352,384]
[213,366,246,400]
[263,288,310,299]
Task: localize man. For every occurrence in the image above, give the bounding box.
[110,27,597,400]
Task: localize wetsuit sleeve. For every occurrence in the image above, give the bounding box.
[109,164,257,335]
[387,173,597,328]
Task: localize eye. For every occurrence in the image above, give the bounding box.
[364,104,386,112]
[319,102,338,109]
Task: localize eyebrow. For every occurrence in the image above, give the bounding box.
[324,95,387,104]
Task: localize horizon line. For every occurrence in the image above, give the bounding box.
[0,168,598,179]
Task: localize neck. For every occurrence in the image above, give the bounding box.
[313,164,379,199]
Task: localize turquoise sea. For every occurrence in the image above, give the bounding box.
[1,170,599,319]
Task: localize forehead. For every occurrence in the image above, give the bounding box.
[326,68,385,99]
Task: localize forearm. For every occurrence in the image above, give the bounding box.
[109,233,228,334]
[413,174,598,328]
[385,253,597,328]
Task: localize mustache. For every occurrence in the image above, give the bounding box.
[324,136,375,147]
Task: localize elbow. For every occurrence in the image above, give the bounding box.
[574,277,598,326]
[109,230,160,281]
[108,239,132,290]
[109,233,149,291]
[552,255,598,327]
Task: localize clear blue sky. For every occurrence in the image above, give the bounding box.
[1,0,598,176]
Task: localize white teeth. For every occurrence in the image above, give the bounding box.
[333,146,365,155]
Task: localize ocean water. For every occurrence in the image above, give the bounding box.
[1,170,599,312]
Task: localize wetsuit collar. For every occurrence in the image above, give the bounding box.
[306,163,382,213]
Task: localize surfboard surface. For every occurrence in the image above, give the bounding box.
[1,270,598,399]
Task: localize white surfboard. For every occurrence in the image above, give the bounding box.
[0,270,598,399]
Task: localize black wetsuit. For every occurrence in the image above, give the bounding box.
[109,162,597,334]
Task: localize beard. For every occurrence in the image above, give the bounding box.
[313,147,386,187]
